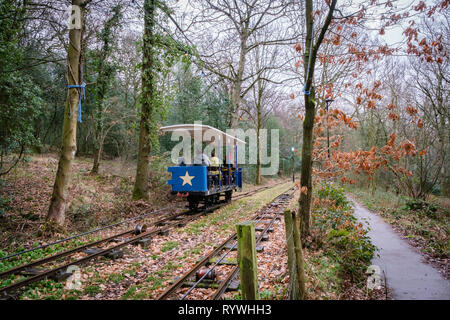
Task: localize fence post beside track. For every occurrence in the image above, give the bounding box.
[236,221,259,300]
[284,210,299,299]
[285,210,306,300]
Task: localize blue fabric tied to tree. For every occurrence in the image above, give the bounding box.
[303,24,314,96]
[67,82,86,123]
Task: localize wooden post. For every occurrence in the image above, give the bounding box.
[236,222,259,300]
[292,211,306,299]
[284,210,299,299]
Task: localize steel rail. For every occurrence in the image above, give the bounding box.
[0,181,285,262]
[157,214,270,300]
[0,204,180,262]
[178,210,277,300]
[0,229,133,279]
[157,233,237,300]
[0,185,269,281]
[0,183,286,296]
[209,190,294,300]
[0,208,196,280]
[0,211,206,296]
[210,196,289,300]
[157,187,294,300]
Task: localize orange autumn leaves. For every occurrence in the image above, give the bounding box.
[380,133,419,158]
[351,85,425,129]
[293,43,302,53]
[312,111,425,185]
[354,80,383,109]
[294,182,308,195]
[301,186,308,195]
[331,133,424,182]
[403,0,448,64]
[297,106,358,140]
[316,107,358,132]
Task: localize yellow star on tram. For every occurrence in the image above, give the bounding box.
[180,171,195,186]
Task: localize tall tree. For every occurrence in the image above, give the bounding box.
[133,0,156,200]
[298,0,337,237]
[411,19,449,197]
[47,0,90,225]
[182,0,297,128]
[132,0,189,200]
[90,5,122,174]
[242,40,281,184]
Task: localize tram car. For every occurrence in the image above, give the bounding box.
[160,124,244,211]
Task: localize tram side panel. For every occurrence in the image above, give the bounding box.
[168,166,208,193]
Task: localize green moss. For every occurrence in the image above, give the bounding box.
[108,273,125,284]
[121,285,138,300]
[84,284,100,297]
[161,241,180,252]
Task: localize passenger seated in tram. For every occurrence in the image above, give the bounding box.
[221,155,236,186]
[222,155,236,169]
[178,156,186,166]
[193,149,210,166]
[209,150,220,187]
[210,150,219,174]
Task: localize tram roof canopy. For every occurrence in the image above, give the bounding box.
[160,124,246,145]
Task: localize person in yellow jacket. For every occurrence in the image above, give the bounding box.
[210,150,219,175]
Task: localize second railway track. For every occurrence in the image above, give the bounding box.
[157,188,295,300]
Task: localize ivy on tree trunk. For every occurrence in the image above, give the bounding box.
[133,0,156,201]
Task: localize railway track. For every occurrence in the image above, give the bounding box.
[157,188,294,300]
[0,182,283,264]
[0,181,288,298]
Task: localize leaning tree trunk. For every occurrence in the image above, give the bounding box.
[133,0,155,200]
[47,0,84,225]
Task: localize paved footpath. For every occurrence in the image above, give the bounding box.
[349,196,450,300]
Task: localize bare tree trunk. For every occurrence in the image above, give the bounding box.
[442,168,449,197]
[91,144,101,174]
[256,126,261,185]
[440,114,449,197]
[47,0,85,225]
[133,0,155,200]
[91,120,102,174]
[298,0,315,238]
[230,34,248,128]
[299,90,315,237]
[90,5,121,175]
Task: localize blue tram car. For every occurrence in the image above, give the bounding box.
[160,124,244,210]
